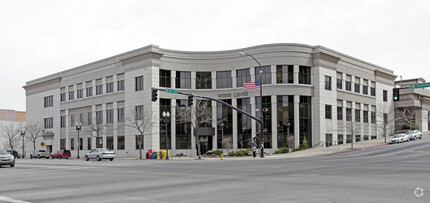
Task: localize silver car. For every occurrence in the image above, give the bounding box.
[85,148,115,161]
[0,149,15,167]
[407,130,422,140]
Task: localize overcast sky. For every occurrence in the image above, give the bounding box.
[1,0,430,111]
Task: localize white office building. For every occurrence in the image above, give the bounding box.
[24,43,396,157]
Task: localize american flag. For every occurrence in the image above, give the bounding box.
[243,80,261,92]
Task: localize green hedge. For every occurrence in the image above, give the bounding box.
[274,147,289,154]
[212,149,223,156]
[228,149,251,156]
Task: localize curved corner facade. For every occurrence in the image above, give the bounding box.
[23,43,396,157]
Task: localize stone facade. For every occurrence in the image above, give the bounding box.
[24,44,396,158]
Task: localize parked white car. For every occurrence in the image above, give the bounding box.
[30,150,50,159]
[390,134,407,144]
[407,130,422,140]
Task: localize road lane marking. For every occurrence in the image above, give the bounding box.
[378,144,430,157]
[0,196,31,203]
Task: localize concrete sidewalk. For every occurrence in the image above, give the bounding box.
[130,131,429,161]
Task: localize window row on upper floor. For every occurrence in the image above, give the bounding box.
[332,72,377,97]
[159,65,312,89]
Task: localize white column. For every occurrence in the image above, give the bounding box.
[271,95,277,149]
[65,109,70,150]
[212,100,217,150]
[171,99,177,150]
[113,102,118,150]
[102,103,107,149]
[294,95,300,148]
[231,70,237,88]
[293,65,299,84]
[368,104,372,140]
[360,103,364,141]
[342,100,347,144]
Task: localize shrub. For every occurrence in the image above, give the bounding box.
[299,137,309,150]
[275,147,289,154]
[228,149,251,156]
[212,149,223,156]
[412,125,420,130]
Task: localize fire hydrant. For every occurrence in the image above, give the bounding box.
[221,155,223,160]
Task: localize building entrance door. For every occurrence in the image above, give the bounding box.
[46,145,52,153]
[197,136,212,155]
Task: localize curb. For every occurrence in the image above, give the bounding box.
[322,143,388,156]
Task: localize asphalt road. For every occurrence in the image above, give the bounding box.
[1,138,430,203]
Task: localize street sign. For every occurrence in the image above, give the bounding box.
[40,142,45,147]
[165,88,177,94]
[410,82,430,89]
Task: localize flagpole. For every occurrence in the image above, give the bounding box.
[238,52,265,158]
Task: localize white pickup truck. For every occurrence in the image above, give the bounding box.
[30,150,50,159]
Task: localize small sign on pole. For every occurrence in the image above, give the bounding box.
[40,142,45,147]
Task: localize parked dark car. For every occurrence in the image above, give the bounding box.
[7,150,19,159]
[51,150,71,159]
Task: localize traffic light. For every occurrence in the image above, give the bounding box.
[151,88,158,102]
[187,94,193,106]
[393,88,400,101]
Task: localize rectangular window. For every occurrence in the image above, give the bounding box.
[363,85,368,95]
[106,109,114,123]
[175,71,191,89]
[236,68,251,87]
[60,116,65,127]
[117,80,125,91]
[70,114,75,127]
[86,87,93,97]
[325,105,332,119]
[337,107,343,120]
[79,113,84,123]
[276,65,294,84]
[96,111,103,124]
[106,136,114,150]
[371,112,376,123]
[87,138,92,150]
[383,90,387,102]
[135,76,144,91]
[136,135,144,150]
[135,105,143,120]
[96,137,103,148]
[87,112,92,125]
[216,71,232,88]
[96,85,103,95]
[337,79,342,89]
[77,89,83,99]
[354,83,360,93]
[117,136,125,150]
[68,91,74,100]
[345,81,352,91]
[255,66,271,85]
[298,66,311,84]
[325,76,332,90]
[71,138,74,150]
[79,138,83,150]
[370,87,376,96]
[159,69,171,88]
[117,108,125,122]
[346,108,352,121]
[355,109,360,122]
[44,117,53,128]
[196,72,212,89]
[363,110,369,123]
[106,82,114,93]
[44,95,54,107]
[60,93,66,102]
[60,139,66,150]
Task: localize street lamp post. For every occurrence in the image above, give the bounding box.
[239,52,265,158]
[162,111,170,160]
[21,131,25,158]
[75,122,82,159]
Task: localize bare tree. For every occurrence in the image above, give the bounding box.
[125,106,157,159]
[345,109,360,149]
[24,122,44,151]
[377,103,396,143]
[176,100,212,159]
[395,106,419,130]
[0,122,23,151]
[83,121,110,149]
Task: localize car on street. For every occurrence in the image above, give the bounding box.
[85,148,115,161]
[30,150,50,159]
[51,150,71,159]
[390,134,407,144]
[0,149,15,167]
[7,150,19,159]
[407,130,422,140]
